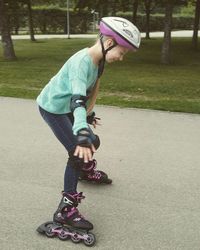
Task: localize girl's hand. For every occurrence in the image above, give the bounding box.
[74,144,96,163]
[92,117,101,128]
[87,112,101,128]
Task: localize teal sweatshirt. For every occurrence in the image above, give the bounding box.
[37,48,98,135]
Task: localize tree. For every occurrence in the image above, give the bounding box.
[0,0,16,60]
[161,1,174,64]
[111,0,119,15]
[192,0,200,50]
[160,0,187,64]
[26,0,36,41]
[17,0,36,41]
[9,0,20,34]
[132,0,139,24]
[143,0,154,39]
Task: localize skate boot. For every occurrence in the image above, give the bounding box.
[36,192,96,246]
[79,159,112,184]
[53,192,93,230]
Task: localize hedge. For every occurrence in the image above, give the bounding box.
[116,12,194,32]
[9,6,91,34]
[8,7,195,34]
[31,7,90,34]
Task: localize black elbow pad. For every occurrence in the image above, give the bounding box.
[70,95,88,113]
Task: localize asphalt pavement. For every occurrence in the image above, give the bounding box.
[1,97,200,250]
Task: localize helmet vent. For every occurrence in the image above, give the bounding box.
[123,29,133,38]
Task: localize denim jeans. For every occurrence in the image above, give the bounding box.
[38,106,96,193]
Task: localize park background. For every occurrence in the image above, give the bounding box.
[1,2,200,249]
[0,0,200,114]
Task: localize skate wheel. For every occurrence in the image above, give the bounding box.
[45,223,55,238]
[58,228,69,240]
[71,233,81,243]
[84,233,96,247]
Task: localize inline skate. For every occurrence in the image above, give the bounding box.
[79,159,112,184]
[36,192,96,247]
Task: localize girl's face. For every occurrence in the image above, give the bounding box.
[104,39,130,63]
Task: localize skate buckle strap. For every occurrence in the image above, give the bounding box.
[72,192,85,203]
[67,207,85,220]
[67,207,77,218]
[82,159,97,172]
[89,171,102,180]
[63,196,74,206]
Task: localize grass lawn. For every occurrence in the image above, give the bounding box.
[0,37,200,114]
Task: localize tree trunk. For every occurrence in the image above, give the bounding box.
[11,0,20,35]
[111,0,118,16]
[0,0,16,60]
[144,0,152,39]
[97,0,108,18]
[161,1,173,64]
[27,0,36,41]
[132,0,139,24]
[192,0,200,50]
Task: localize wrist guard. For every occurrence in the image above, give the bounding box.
[77,128,92,147]
[87,112,96,124]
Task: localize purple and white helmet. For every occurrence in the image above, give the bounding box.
[99,16,141,50]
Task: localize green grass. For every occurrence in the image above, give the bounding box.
[0,38,200,114]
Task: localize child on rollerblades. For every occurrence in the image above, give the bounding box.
[36,16,141,246]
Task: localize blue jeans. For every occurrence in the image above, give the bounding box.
[38,106,97,193]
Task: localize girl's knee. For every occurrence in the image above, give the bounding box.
[93,135,100,150]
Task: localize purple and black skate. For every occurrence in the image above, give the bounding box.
[79,159,112,184]
[36,192,95,247]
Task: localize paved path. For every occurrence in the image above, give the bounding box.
[10,30,199,40]
[1,97,200,250]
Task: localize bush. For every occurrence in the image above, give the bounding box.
[116,12,194,32]
[8,6,195,35]
[32,6,89,34]
[8,6,90,34]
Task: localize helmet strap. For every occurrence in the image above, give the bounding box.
[98,34,117,77]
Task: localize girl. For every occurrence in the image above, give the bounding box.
[37,17,141,237]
